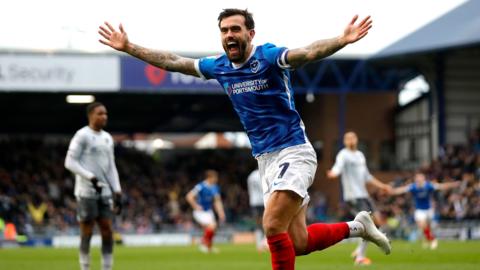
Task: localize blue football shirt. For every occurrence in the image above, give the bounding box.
[408,182,435,210]
[195,43,307,156]
[193,181,220,211]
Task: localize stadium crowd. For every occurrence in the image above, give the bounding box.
[0,135,479,238]
[0,137,255,237]
[369,139,480,238]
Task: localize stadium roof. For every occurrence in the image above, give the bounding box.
[373,0,480,59]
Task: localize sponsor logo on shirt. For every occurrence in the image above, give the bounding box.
[224,79,269,96]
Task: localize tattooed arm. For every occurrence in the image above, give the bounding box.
[287,15,372,68]
[98,22,199,77]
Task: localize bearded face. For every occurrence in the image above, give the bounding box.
[223,34,248,62]
[219,15,254,63]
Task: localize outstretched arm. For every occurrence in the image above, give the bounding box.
[367,177,392,193]
[287,15,372,68]
[389,185,410,196]
[434,181,461,191]
[98,22,199,77]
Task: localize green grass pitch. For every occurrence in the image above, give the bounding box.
[1,241,479,270]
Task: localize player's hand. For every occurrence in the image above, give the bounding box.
[219,213,226,224]
[98,22,129,52]
[341,15,372,45]
[113,192,123,215]
[382,184,393,194]
[90,177,103,194]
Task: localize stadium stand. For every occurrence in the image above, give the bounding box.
[0,136,257,238]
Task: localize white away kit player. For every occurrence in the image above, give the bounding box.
[65,102,122,270]
[327,131,391,265]
[247,168,268,251]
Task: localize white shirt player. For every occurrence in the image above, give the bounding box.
[65,126,121,198]
[331,148,373,201]
[247,169,264,207]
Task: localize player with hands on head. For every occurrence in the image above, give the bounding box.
[100,10,389,270]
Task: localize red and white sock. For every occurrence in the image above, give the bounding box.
[267,233,295,270]
[304,223,350,255]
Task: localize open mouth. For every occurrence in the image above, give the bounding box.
[227,41,240,54]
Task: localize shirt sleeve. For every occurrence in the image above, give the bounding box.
[64,131,95,180]
[407,184,415,193]
[331,151,345,175]
[106,136,121,193]
[364,167,374,183]
[363,154,374,182]
[262,43,291,69]
[190,183,202,195]
[195,56,217,80]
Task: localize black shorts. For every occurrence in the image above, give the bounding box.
[76,197,113,222]
[346,198,376,216]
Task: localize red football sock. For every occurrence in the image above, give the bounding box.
[267,233,295,270]
[423,227,434,241]
[203,228,215,248]
[304,223,350,254]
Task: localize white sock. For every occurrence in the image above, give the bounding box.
[254,229,264,248]
[79,252,90,270]
[347,221,365,238]
[102,253,113,270]
[356,240,368,259]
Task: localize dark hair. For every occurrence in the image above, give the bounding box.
[205,169,219,179]
[86,102,104,117]
[218,8,255,30]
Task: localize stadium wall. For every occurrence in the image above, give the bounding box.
[444,47,480,144]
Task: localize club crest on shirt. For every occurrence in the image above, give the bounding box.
[250,60,260,73]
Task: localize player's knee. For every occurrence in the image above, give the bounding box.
[80,227,94,238]
[98,224,113,239]
[80,220,95,234]
[417,221,426,228]
[100,228,113,239]
[80,230,93,238]
[263,217,287,236]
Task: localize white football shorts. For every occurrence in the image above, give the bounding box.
[193,209,216,226]
[257,143,317,208]
[414,208,434,223]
